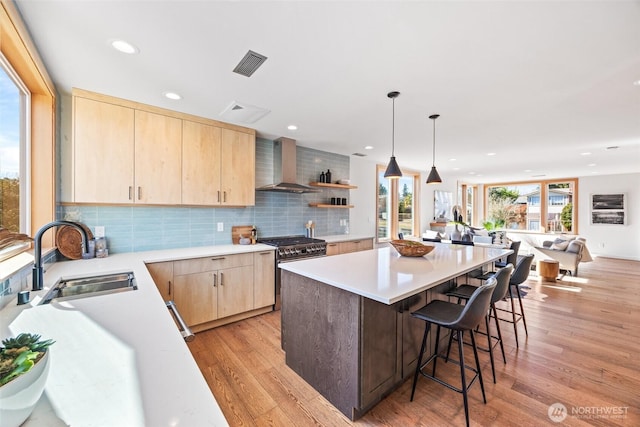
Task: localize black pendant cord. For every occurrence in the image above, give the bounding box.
[429,114,440,167]
[391,97,396,156]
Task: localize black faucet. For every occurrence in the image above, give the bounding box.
[32,220,90,291]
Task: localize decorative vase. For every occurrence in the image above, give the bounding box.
[0,351,51,427]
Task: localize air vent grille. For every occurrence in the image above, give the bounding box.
[352,152,367,157]
[233,50,268,77]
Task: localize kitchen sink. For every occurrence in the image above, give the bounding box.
[39,271,137,304]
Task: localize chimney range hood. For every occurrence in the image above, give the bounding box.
[257,137,321,194]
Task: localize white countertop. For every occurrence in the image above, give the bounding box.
[320,234,375,243]
[279,243,511,304]
[0,244,275,427]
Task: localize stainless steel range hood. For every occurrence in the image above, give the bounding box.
[257,137,321,194]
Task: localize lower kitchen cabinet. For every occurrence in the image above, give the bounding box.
[326,238,374,256]
[146,261,173,301]
[145,250,275,332]
[254,250,276,308]
[173,271,219,326]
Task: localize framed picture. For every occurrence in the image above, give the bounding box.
[591,193,626,225]
[434,190,453,222]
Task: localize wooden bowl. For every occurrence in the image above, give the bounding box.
[389,240,436,257]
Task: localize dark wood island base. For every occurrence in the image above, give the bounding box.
[281,270,451,420]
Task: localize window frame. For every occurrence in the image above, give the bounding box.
[1,52,31,234]
[1,1,56,247]
[483,178,579,234]
[376,165,421,242]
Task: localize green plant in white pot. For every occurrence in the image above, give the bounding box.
[0,333,54,427]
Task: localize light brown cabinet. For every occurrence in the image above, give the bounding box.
[182,121,255,206]
[146,261,173,302]
[134,110,182,204]
[326,238,374,256]
[72,97,135,203]
[254,250,275,308]
[146,250,274,332]
[68,89,256,206]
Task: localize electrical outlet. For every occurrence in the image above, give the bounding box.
[94,226,105,237]
[217,222,224,232]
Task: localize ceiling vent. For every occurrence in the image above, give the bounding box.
[352,152,367,157]
[233,50,267,77]
[219,101,270,124]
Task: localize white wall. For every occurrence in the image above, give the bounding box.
[577,173,640,260]
[349,157,640,261]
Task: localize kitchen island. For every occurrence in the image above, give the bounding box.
[0,244,274,427]
[279,243,511,420]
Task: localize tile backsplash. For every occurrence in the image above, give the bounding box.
[59,138,352,254]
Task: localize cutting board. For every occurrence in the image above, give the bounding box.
[232,225,253,244]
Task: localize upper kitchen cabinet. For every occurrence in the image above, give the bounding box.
[66,88,256,206]
[220,128,255,206]
[182,122,255,206]
[134,110,182,204]
[72,96,135,203]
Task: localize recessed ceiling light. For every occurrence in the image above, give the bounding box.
[633,80,640,86]
[588,163,596,167]
[110,39,138,54]
[486,152,496,156]
[163,92,182,100]
[364,146,374,150]
[287,125,298,131]
[468,171,476,175]
[524,169,532,173]
[580,152,592,156]
[449,158,457,162]
[452,167,460,171]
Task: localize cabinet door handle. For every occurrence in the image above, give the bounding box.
[168,280,172,296]
[220,272,224,286]
[259,252,271,256]
[328,243,337,247]
[223,191,227,203]
[213,273,217,287]
[137,186,142,200]
[211,257,226,261]
[128,186,133,200]
[217,191,221,203]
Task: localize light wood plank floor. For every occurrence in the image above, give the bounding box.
[188,256,640,426]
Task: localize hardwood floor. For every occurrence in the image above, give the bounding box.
[188,256,640,426]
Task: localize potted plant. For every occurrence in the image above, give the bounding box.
[0,333,54,427]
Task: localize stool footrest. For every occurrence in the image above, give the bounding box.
[417,352,480,395]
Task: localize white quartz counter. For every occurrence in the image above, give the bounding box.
[320,234,375,243]
[0,244,275,427]
[279,243,511,304]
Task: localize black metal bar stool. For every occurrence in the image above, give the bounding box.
[494,254,534,348]
[410,278,497,427]
[445,264,514,383]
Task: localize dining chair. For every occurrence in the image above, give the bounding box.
[410,278,497,427]
[445,264,514,383]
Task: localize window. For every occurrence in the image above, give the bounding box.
[377,166,420,241]
[484,179,577,233]
[0,55,30,233]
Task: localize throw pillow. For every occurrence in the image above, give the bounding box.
[550,238,570,251]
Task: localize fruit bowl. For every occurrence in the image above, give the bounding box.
[389,240,436,257]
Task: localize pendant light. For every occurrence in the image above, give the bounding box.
[384,91,402,178]
[426,114,442,184]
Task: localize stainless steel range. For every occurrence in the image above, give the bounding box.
[258,235,327,309]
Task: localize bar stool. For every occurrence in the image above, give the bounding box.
[410,278,497,427]
[445,264,514,383]
[493,253,534,348]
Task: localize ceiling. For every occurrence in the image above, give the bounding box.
[15,0,640,184]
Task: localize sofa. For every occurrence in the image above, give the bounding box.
[532,236,592,276]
